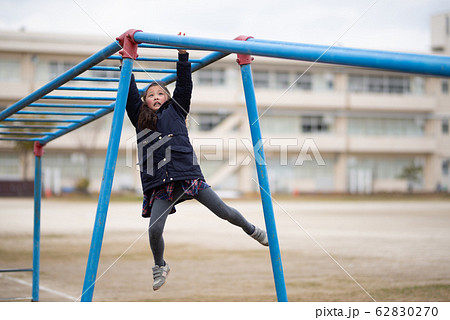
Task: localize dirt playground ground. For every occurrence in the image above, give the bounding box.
[1,197,449,302]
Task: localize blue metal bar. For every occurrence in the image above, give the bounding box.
[2,118,83,123]
[107,55,203,63]
[80,57,135,302]
[0,41,121,121]
[90,66,177,73]
[138,44,182,50]
[32,148,42,302]
[135,79,161,83]
[134,57,205,63]
[55,87,118,92]
[17,111,96,116]
[0,132,55,136]
[29,103,112,109]
[0,125,66,129]
[0,137,39,142]
[133,32,450,77]
[73,77,120,82]
[0,268,33,273]
[89,66,120,71]
[132,68,176,73]
[249,37,450,66]
[249,38,331,48]
[41,96,115,101]
[72,76,157,83]
[239,63,288,302]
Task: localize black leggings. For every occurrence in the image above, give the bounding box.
[148,185,255,266]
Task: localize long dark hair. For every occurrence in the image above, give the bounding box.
[137,81,171,131]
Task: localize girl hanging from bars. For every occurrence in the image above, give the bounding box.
[123,33,268,291]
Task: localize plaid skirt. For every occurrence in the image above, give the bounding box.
[141,179,210,218]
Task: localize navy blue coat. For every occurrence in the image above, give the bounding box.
[126,53,205,194]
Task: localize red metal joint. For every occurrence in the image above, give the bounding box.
[234,35,254,65]
[116,29,143,60]
[34,142,44,157]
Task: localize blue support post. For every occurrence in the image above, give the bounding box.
[237,50,288,302]
[80,57,135,302]
[32,142,44,302]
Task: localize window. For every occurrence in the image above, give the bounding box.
[250,70,333,91]
[324,73,334,90]
[348,157,424,180]
[253,71,269,88]
[267,156,334,193]
[197,69,225,86]
[411,77,425,95]
[260,115,300,134]
[348,75,364,92]
[250,70,334,91]
[387,76,410,93]
[443,160,450,176]
[296,73,312,90]
[348,117,425,136]
[367,76,384,93]
[275,72,290,89]
[442,119,449,134]
[447,15,450,36]
[0,153,20,178]
[442,80,449,94]
[196,113,229,131]
[0,59,21,82]
[348,75,410,94]
[301,116,330,133]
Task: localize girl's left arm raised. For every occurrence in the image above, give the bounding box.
[172,51,193,117]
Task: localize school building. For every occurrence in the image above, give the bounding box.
[1,12,450,195]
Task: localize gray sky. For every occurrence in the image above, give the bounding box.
[1,0,449,53]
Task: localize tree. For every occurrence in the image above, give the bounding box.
[398,162,423,193]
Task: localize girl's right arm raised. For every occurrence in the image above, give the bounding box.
[125,74,141,128]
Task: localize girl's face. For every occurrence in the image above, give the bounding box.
[145,86,169,112]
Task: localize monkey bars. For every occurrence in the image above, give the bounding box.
[0,32,229,302]
[1,30,450,302]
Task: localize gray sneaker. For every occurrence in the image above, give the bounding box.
[152,263,170,291]
[251,226,269,246]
